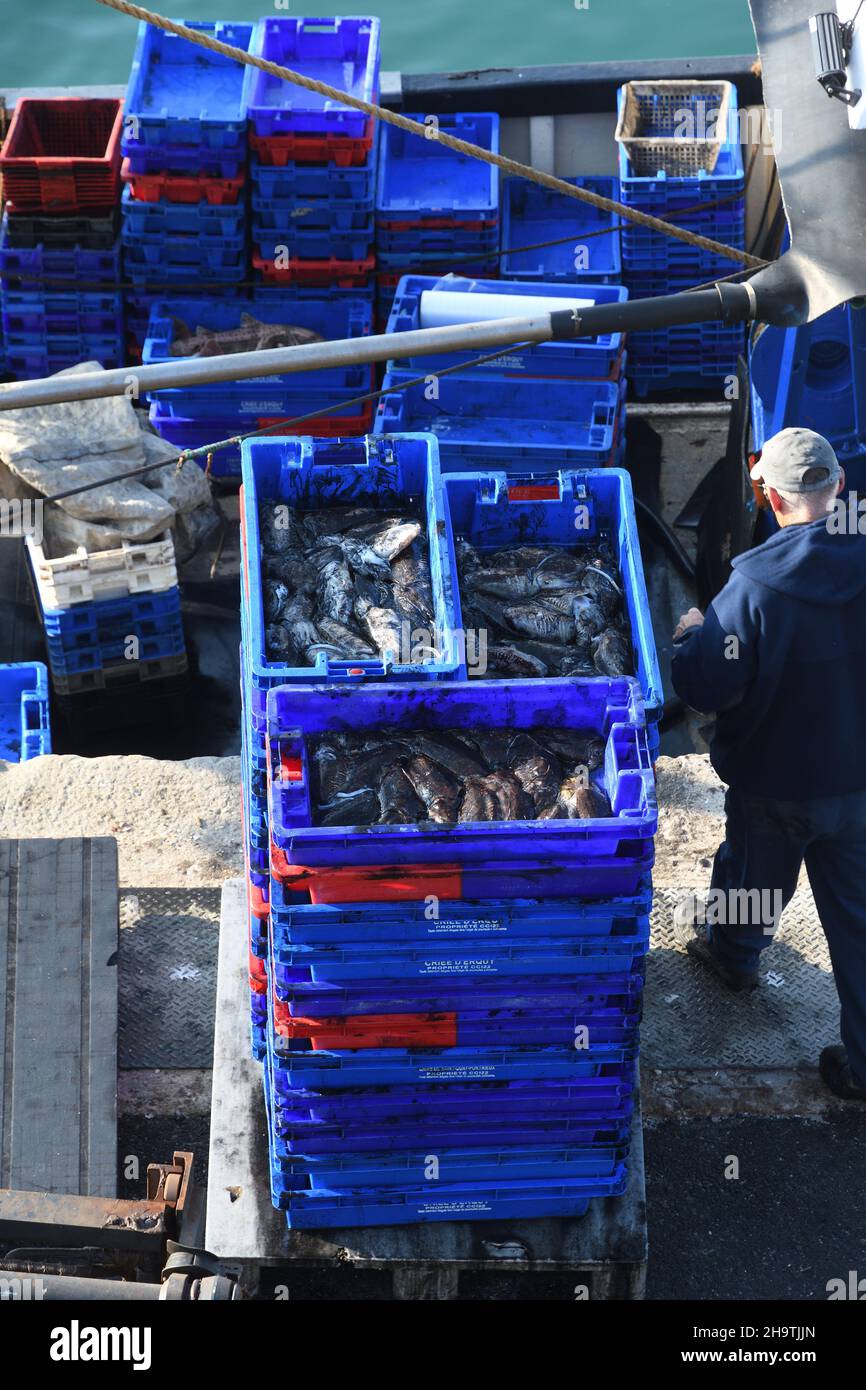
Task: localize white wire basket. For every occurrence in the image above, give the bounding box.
[615,80,735,176]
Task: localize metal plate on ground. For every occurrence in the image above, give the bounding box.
[644,886,839,1068]
[0,838,118,1196]
[119,888,221,1069]
[207,881,647,1300]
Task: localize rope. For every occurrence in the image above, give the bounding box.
[94,0,765,270]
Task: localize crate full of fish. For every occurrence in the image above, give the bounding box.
[265,676,656,870]
[240,433,464,695]
[384,276,628,380]
[0,661,52,762]
[124,19,253,149]
[444,467,662,721]
[374,373,625,471]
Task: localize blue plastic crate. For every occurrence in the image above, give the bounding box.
[252,222,374,263]
[270,1014,638,1087]
[282,1006,641,1050]
[240,432,465,692]
[123,256,247,287]
[5,338,123,376]
[243,17,381,140]
[374,372,622,469]
[2,307,123,340]
[501,175,623,283]
[270,881,653,945]
[0,661,51,761]
[40,586,182,644]
[251,160,375,205]
[376,249,498,276]
[121,134,247,179]
[251,195,374,233]
[275,969,645,1018]
[144,291,374,407]
[272,1107,632,1155]
[750,304,866,459]
[45,623,186,677]
[377,226,500,255]
[271,1075,635,1128]
[125,19,253,148]
[120,187,246,238]
[384,275,628,380]
[0,217,120,281]
[444,467,663,718]
[269,929,650,994]
[121,227,247,269]
[272,1140,629,1190]
[266,676,655,870]
[376,113,499,219]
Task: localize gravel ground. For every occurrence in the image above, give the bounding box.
[0,753,243,886]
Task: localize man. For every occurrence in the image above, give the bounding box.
[671,427,866,1102]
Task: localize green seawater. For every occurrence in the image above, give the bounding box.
[4,0,756,89]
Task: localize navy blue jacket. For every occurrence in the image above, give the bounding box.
[671,518,866,798]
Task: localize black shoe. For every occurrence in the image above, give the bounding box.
[819,1045,866,1101]
[685,936,760,992]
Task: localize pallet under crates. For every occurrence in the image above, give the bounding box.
[208,879,647,1299]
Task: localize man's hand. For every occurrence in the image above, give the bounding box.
[673,608,705,642]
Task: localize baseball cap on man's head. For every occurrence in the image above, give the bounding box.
[750,427,842,493]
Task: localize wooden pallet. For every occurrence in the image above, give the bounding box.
[0,838,119,1196]
[206,880,647,1300]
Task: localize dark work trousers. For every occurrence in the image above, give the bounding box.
[709,787,866,1088]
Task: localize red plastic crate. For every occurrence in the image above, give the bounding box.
[0,98,123,213]
[272,1002,459,1049]
[121,160,246,206]
[249,123,375,169]
[253,251,375,288]
[249,879,270,922]
[249,951,268,994]
[271,846,464,903]
[255,403,374,438]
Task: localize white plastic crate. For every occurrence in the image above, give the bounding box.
[26,530,178,611]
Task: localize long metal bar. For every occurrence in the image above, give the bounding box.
[0,286,754,410]
[0,1271,161,1300]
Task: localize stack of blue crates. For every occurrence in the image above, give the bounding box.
[244,17,379,294]
[375,275,630,470]
[0,662,51,761]
[501,175,623,285]
[141,291,377,477]
[0,211,123,378]
[617,82,747,396]
[240,432,661,1230]
[36,586,187,697]
[120,19,252,359]
[375,114,500,328]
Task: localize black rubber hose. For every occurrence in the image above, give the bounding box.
[634,497,697,581]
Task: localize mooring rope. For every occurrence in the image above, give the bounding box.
[94,0,766,271]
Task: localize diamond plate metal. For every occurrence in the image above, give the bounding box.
[119,888,221,1068]
[644,886,840,1068]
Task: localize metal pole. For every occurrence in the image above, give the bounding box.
[0,285,755,411]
